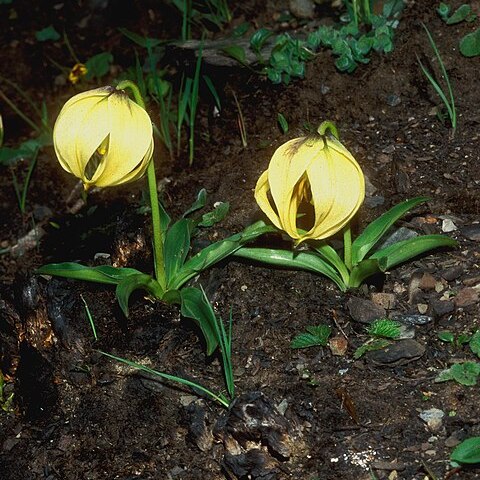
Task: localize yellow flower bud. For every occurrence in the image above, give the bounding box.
[53,86,154,189]
[255,129,365,244]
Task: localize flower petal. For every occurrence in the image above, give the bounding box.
[254,170,282,230]
[92,92,153,187]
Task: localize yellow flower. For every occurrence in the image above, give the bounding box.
[53,86,154,189]
[255,128,365,244]
[68,63,88,84]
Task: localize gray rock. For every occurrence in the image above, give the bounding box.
[430,299,455,316]
[347,297,386,324]
[375,227,418,251]
[461,224,480,241]
[441,265,464,282]
[392,314,433,325]
[386,94,401,107]
[364,195,385,208]
[419,408,444,432]
[366,339,425,365]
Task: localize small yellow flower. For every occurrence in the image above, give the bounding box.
[255,127,365,244]
[68,63,88,84]
[53,86,154,189]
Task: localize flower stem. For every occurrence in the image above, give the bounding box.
[343,224,352,272]
[116,80,166,291]
[317,120,339,140]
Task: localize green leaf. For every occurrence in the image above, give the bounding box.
[172,220,275,290]
[158,200,171,233]
[435,362,480,386]
[164,219,193,286]
[180,287,219,355]
[182,189,207,218]
[367,319,401,339]
[291,325,332,349]
[277,113,289,134]
[198,202,229,227]
[313,242,350,285]
[85,52,113,80]
[115,274,163,317]
[470,330,480,358]
[250,28,274,53]
[118,27,162,48]
[353,339,390,359]
[234,248,346,291]
[451,437,480,464]
[437,2,451,20]
[438,331,455,343]
[460,28,480,57]
[36,262,143,285]
[221,45,247,64]
[348,258,387,288]
[351,196,430,265]
[35,26,60,42]
[369,235,457,271]
[446,4,472,25]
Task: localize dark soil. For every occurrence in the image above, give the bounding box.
[1,1,480,479]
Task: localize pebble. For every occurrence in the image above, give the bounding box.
[454,287,479,307]
[289,0,315,18]
[347,297,386,324]
[371,292,395,309]
[386,94,401,107]
[376,227,418,250]
[461,224,480,241]
[419,408,444,432]
[366,339,425,365]
[329,336,348,356]
[441,265,464,282]
[430,299,455,316]
[419,273,437,290]
[392,314,433,325]
[364,195,385,208]
[417,303,429,314]
[442,219,458,232]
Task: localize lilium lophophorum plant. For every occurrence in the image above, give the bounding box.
[235,121,457,291]
[38,81,273,356]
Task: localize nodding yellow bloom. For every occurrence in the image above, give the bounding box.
[53,86,154,189]
[68,63,88,84]
[255,128,365,244]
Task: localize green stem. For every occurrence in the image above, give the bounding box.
[317,120,339,140]
[116,80,166,291]
[343,224,352,272]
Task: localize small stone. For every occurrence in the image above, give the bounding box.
[366,339,425,365]
[441,265,464,282]
[386,94,401,107]
[454,287,479,307]
[289,0,315,18]
[364,195,385,208]
[375,227,418,250]
[419,408,444,432]
[364,176,378,196]
[461,224,480,241]
[347,297,386,324]
[329,336,348,356]
[445,430,467,448]
[392,314,433,325]
[430,299,455,316]
[417,303,429,314]
[419,273,437,290]
[442,219,457,233]
[371,292,395,309]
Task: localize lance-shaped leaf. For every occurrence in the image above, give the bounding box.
[116,273,163,317]
[351,196,429,265]
[164,218,193,286]
[182,188,207,218]
[234,247,346,291]
[180,287,219,355]
[36,262,143,285]
[369,234,457,270]
[170,220,275,290]
[313,242,350,285]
